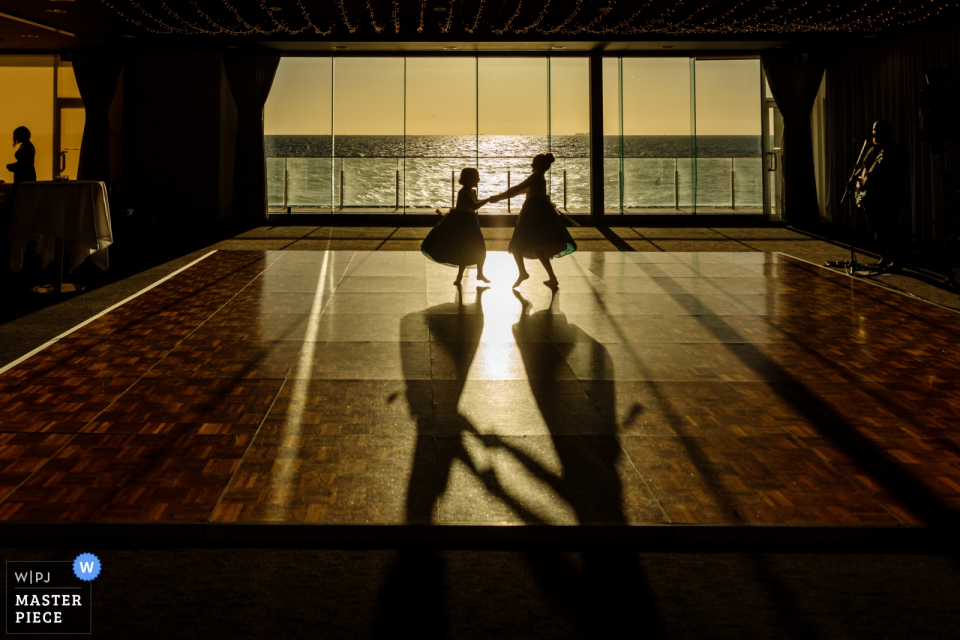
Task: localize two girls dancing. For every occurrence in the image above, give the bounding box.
[420,153,576,288]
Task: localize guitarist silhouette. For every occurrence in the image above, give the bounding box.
[857,121,909,272]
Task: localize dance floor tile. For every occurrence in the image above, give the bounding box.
[514,275,605,294]
[436,435,666,525]
[0,368,144,434]
[191,311,313,342]
[795,437,960,525]
[390,228,431,239]
[229,291,330,315]
[562,343,720,382]
[234,225,318,240]
[575,240,619,252]
[568,228,607,240]
[654,315,790,344]
[325,292,429,315]
[684,343,865,383]
[145,339,303,380]
[69,311,204,342]
[212,435,421,524]
[306,227,394,239]
[420,313,479,341]
[343,252,428,277]
[289,342,431,380]
[543,315,670,345]
[287,239,383,252]
[307,313,430,342]
[437,380,607,437]
[619,436,900,524]
[335,276,427,293]
[380,240,424,251]
[250,274,336,294]
[81,377,283,436]
[584,381,785,437]
[1,433,250,522]
[0,433,73,501]
[259,380,428,436]
[2,249,959,529]
[431,342,567,381]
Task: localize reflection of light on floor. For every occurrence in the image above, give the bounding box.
[264,251,330,519]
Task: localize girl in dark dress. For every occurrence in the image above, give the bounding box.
[487,153,576,289]
[6,127,37,190]
[421,167,492,285]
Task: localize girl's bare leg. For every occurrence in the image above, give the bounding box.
[538,251,558,287]
[512,252,529,289]
[454,266,465,286]
[476,257,490,283]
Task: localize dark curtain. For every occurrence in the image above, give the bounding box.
[74,51,124,183]
[223,51,280,226]
[824,25,960,244]
[761,48,826,229]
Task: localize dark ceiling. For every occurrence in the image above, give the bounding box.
[1,0,957,53]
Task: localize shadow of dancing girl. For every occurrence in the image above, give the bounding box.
[487,153,576,289]
[400,285,489,523]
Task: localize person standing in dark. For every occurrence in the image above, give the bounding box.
[6,126,37,197]
[856,120,910,271]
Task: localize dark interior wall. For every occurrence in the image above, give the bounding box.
[824,26,960,243]
[108,68,124,185]
[123,51,235,234]
[219,57,238,223]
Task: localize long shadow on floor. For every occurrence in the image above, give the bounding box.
[510,293,664,638]
[376,287,663,638]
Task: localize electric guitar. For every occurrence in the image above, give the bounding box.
[854,149,884,208]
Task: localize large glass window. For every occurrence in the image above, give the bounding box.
[57,61,85,181]
[549,58,590,212]
[694,59,763,212]
[265,58,333,211]
[405,58,477,211]
[1,56,86,183]
[334,58,404,210]
[1,57,55,181]
[478,58,549,213]
[602,57,621,214]
[263,55,763,216]
[620,58,694,213]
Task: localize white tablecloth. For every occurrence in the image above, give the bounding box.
[7,181,113,274]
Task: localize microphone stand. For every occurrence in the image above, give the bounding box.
[824,138,872,274]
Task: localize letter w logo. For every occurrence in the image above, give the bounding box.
[79,562,95,573]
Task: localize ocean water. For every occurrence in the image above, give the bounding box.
[265,135,763,211]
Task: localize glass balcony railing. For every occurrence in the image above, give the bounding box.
[266,155,762,214]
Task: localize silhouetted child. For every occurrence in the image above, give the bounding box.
[487,153,576,289]
[421,167,491,285]
[6,126,36,197]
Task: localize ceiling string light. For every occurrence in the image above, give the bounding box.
[95,0,960,38]
[439,0,456,34]
[464,0,484,34]
[364,0,383,33]
[338,0,357,34]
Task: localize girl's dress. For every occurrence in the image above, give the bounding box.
[421,186,487,267]
[507,172,577,259]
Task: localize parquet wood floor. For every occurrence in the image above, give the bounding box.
[1,249,959,528]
